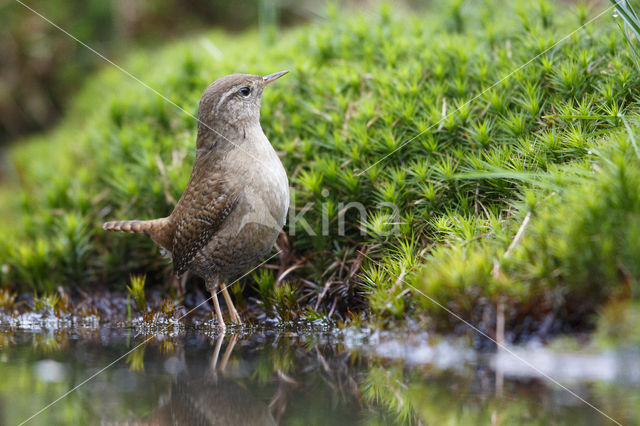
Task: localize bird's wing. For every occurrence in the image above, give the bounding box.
[171,173,239,276]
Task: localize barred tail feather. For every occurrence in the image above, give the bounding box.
[102,217,173,250]
[103,220,150,234]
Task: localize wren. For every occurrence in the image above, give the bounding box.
[103,71,290,331]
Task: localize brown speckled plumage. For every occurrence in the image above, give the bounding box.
[103,71,290,329]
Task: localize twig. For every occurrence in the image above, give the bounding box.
[496,300,505,346]
[504,211,531,258]
[492,211,531,279]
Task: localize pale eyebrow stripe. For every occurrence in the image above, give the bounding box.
[216,86,239,111]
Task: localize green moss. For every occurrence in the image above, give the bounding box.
[127,275,148,312]
[2,0,640,337]
[33,292,61,314]
[593,300,640,348]
[412,130,640,333]
[0,288,17,312]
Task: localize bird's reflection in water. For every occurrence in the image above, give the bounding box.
[144,335,277,426]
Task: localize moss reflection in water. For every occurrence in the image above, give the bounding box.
[0,328,637,425]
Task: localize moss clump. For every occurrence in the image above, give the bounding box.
[127,274,148,312]
[415,131,640,336]
[2,0,640,337]
[0,288,17,312]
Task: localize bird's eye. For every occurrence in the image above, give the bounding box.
[239,86,251,97]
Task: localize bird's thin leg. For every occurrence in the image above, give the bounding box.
[211,289,226,333]
[220,282,242,324]
[219,334,238,372]
[178,270,190,297]
[210,332,224,372]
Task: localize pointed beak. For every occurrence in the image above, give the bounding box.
[263,70,289,85]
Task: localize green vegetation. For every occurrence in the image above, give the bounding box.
[32,292,61,313]
[127,274,148,312]
[0,288,17,312]
[1,0,290,141]
[2,0,640,340]
[416,134,640,334]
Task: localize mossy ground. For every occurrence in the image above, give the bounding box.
[1,0,640,343]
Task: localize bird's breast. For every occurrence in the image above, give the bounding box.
[226,128,289,232]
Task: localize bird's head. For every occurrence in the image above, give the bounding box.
[196,71,288,143]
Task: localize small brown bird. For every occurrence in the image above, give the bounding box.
[103,71,290,330]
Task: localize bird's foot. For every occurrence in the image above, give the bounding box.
[221,282,243,325]
[228,308,242,325]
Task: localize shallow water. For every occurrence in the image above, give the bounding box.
[0,325,638,425]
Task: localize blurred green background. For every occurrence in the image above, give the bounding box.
[0,0,328,145]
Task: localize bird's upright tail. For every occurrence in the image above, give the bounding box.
[103,217,172,249]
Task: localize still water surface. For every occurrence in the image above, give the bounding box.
[0,326,638,425]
